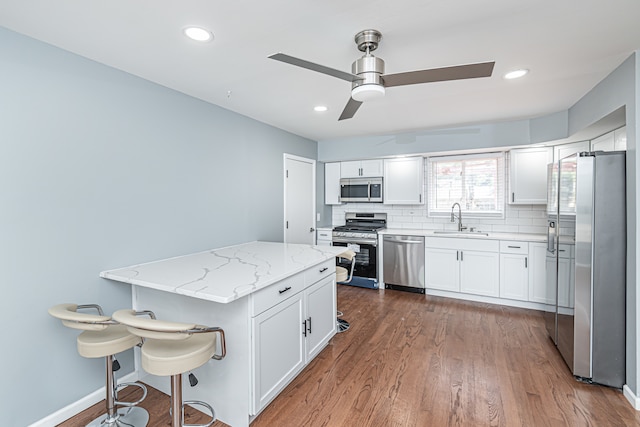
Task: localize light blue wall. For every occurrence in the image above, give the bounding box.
[0,26,316,426]
[318,119,535,162]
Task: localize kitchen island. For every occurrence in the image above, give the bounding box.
[101,241,345,427]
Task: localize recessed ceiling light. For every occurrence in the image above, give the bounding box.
[314,105,328,112]
[504,69,529,80]
[183,26,213,42]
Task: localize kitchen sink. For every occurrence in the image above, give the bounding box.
[433,230,490,237]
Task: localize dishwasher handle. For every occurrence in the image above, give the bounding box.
[383,236,424,244]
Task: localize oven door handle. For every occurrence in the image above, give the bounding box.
[332,238,377,246]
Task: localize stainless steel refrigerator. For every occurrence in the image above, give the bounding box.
[545,150,626,388]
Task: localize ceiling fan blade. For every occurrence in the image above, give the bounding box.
[268,53,362,83]
[338,98,363,121]
[382,61,495,88]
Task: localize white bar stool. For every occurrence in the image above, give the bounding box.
[336,250,356,333]
[112,309,226,427]
[48,303,149,427]
[336,249,356,285]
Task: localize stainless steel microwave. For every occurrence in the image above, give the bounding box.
[339,177,383,203]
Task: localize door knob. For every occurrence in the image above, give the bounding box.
[310,227,315,232]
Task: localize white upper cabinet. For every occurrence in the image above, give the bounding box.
[383,157,424,205]
[591,127,627,152]
[508,147,552,204]
[591,131,615,152]
[614,126,627,150]
[324,162,342,205]
[341,159,383,178]
[553,141,590,162]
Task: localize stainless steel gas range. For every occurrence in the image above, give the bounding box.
[332,212,387,289]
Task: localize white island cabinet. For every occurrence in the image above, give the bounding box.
[100,241,344,427]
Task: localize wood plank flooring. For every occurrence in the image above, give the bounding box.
[59,285,640,426]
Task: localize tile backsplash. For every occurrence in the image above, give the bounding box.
[331,203,548,234]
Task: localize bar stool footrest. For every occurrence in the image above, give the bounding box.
[115,381,148,407]
[183,400,215,427]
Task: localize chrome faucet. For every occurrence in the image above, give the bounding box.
[451,202,466,231]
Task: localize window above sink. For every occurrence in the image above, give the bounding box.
[427,152,506,219]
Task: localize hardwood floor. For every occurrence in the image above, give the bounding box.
[59,285,640,426]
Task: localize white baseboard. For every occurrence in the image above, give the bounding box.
[28,372,139,427]
[623,384,640,410]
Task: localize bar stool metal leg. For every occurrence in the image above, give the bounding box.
[168,373,215,427]
[86,355,149,427]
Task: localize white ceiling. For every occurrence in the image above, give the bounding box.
[1,0,639,142]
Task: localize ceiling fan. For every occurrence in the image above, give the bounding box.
[269,29,495,121]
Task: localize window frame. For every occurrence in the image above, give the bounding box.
[427,152,506,219]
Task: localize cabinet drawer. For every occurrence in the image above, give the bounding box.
[251,273,306,316]
[316,230,332,241]
[304,259,335,285]
[500,241,529,254]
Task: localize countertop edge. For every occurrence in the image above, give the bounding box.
[378,228,546,242]
[100,243,345,304]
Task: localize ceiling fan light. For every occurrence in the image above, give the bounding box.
[351,84,385,102]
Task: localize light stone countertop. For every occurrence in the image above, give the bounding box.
[378,228,547,243]
[100,241,345,304]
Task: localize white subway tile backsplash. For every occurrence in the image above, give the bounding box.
[518,209,547,219]
[518,225,548,234]
[490,225,520,233]
[330,202,547,235]
[505,217,533,226]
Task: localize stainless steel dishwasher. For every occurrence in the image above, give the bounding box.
[383,234,425,294]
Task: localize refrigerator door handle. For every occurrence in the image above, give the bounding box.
[547,221,556,253]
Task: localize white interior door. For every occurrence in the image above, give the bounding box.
[284,154,316,244]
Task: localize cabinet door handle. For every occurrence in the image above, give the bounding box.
[307,317,312,334]
[456,250,459,261]
[525,257,528,268]
[512,192,515,202]
[319,267,328,273]
[279,286,292,294]
[460,251,464,261]
[302,320,307,337]
[508,245,521,249]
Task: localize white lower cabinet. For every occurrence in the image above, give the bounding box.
[304,276,337,361]
[425,237,499,297]
[499,241,529,301]
[251,268,336,414]
[528,242,573,307]
[252,293,305,412]
[424,247,459,292]
[424,237,554,305]
[528,242,550,304]
[316,227,333,246]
